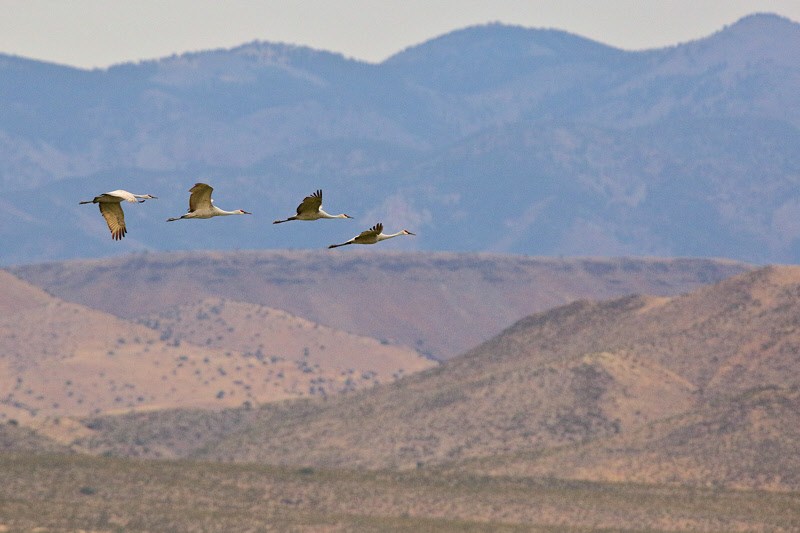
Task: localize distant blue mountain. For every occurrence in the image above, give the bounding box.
[1,13,799,265]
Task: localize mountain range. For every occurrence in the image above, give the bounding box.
[1,251,746,441]
[1,13,800,264]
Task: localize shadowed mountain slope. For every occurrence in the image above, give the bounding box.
[460,386,800,491]
[0,421,75,455]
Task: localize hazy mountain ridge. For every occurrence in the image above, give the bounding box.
[2,14,800,263]
[10,250,750,360]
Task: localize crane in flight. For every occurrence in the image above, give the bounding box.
[274,189,352,224]
[79,190,157,241]
[167,183,251,222]
[328,223,415,248]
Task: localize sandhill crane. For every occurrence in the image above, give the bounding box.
[79,190,157,241]
[167,183,251,222]
[328,223,415,248]
[273,189,352,224]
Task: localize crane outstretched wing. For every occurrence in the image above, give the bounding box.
[188,183,214,212]
[358,223,383,238]
[99,202,127,241]
[296,190,323,215]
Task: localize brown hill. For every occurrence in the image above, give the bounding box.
[0,295,319,422]
[460,264,800,398]
[78,265,800,491]
[0,271,434,437]
[10,250,750,359]
[183,347,698,469]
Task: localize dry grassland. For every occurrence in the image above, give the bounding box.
[0,453,798,532]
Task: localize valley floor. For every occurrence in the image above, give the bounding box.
[0,453,798,532]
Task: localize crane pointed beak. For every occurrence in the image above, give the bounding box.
[406,231,416,236]
[345,214,354,219]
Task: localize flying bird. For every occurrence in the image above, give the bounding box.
[273,189,352,224]
[167,183,251,221]
[328,223,415,249]
[79,190,157,241]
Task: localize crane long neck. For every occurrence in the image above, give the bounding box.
[319,210,347,219]
[379,232,405,241]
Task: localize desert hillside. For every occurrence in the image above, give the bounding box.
[10,250,750,359]
[0,270,434,435]
[72,265,800,490]
[457,264,800,398]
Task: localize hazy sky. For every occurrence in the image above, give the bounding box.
[2,1,799,69]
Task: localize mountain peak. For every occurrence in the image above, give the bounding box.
[721,12,800,43]
[382,22,624,93]
[385,22,620,66]
[679,12,800,65]
[728,12,799,31]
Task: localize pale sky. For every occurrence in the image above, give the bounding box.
[1,1,800,69]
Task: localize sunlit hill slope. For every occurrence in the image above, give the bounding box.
[0,268,433,431]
